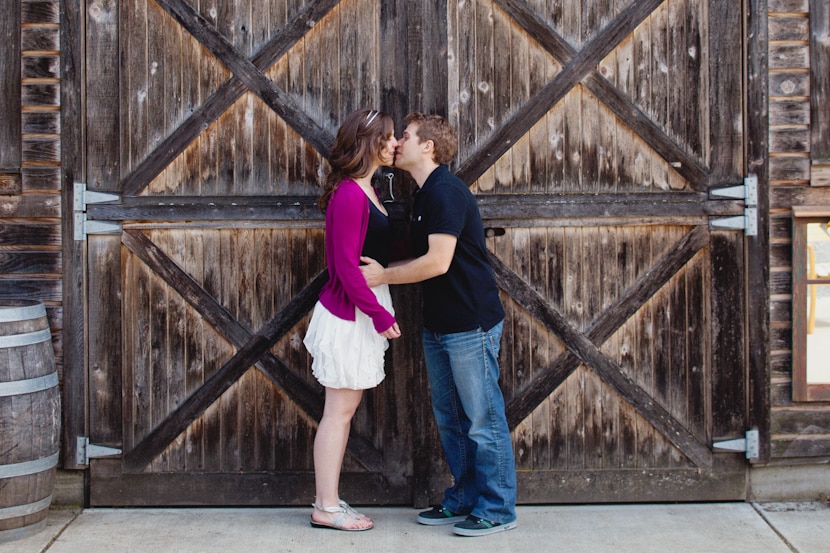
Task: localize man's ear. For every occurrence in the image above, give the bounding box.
[422,139,435,153]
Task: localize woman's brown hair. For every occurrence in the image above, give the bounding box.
[317,108,395,212]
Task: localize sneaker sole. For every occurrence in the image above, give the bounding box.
[417,514,468,526]
[452,520,517,537]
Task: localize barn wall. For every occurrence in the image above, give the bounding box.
[1,0,829,501]
[0,0,76,499]
[0,2,64,378]
[767,0,830,465]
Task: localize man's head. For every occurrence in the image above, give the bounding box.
[395,113,457,172]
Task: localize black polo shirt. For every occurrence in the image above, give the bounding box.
[410,165,505,334]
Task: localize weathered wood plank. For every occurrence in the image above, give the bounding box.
[22,136,60,163]
[770,157,810,181]
[746,0,771,462]
[769,43,809,70]
[0,278,61,300]
[770,99,810,125]
[22,55,59,80]
[709,231,747,438]
[772,407,830,434]
[687,251,709,444]
[22,166,60,191]
[452,0,477,184]
[528,227,553,469]
[0,251,61,274]
[22,1,59,24]
[21,26,59,51]
[182,230,205,471]
[60,0,88,470]
[1,0,22,172]
[769,17,809,42]
[87,0,120,190]
[22,111,60,134]
[771,434,830,458]
[87,192,742,223]
[768,0,808,13]
[87,231,124,448]
[769,127,810,152]
[0,195,60,218]
[0,223,61,246]
[582,229,603,468]
[707,0,742,182]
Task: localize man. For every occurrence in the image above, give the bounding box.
[360,113,517,537]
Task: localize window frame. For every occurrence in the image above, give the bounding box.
[792,206,830,401]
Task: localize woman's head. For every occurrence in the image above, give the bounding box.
[318,109,396,212]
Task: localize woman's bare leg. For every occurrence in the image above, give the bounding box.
[312,387,372,529]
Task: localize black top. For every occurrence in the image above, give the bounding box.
[362,200,392,268]
[410,165,504,333]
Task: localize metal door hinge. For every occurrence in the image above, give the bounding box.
[709,174,758,236]
[76,437,122,465]
[73,182,121,240]
[713,429,759,460]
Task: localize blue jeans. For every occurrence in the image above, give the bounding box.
[422,321,517,524]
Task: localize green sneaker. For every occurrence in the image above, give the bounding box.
[452,515,517,537]
[417,506,468,526]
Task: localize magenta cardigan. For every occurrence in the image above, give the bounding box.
[318,179,396,333]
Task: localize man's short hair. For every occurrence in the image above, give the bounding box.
[404,112,458,165]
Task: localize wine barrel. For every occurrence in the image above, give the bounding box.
[0,300,60,543]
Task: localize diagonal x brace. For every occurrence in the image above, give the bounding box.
[120,230,382,473]
[494,225,713,467]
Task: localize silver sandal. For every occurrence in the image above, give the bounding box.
[310,500,373,531]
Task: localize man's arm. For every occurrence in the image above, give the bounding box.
[361,233,457,286]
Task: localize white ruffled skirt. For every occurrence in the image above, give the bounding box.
[303,284,394,390]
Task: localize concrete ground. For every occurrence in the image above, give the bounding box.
[1,502,828,553]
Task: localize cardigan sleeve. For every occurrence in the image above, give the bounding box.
[326,182,396,333]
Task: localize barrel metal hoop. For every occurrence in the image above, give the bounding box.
[0,452,59,479]
[0,371,59,397]
[0,328,52,348]
[0,496,52,521]
[0,303,46,323]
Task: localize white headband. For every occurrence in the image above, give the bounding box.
[366,110,379,126]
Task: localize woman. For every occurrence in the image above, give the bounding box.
[303,108,401,531]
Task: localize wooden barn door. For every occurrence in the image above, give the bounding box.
[80,0,751,506]
[438,0,751,502]
[82,0,420,506]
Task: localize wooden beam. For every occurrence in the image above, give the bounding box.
[745,0,771,462]
[87,192,744,222]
